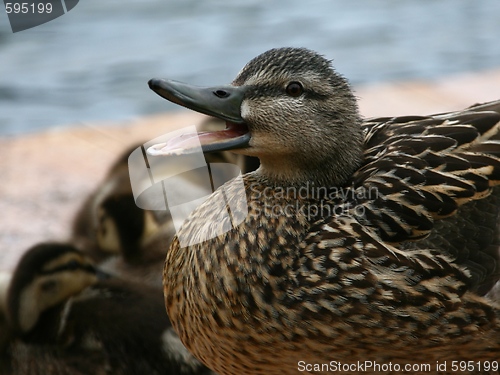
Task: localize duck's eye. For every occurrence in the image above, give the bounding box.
[286,82,303,97]
[40,279,58,292]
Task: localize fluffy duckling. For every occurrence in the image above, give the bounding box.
[72,125,259,287]
[147,48,500,374]
[71,143,171,287]
[2,242,214,375]
[72,145,162,262]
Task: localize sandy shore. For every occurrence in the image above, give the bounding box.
[1,69,500,271]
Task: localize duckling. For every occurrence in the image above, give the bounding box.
[3,242,215,375]
[71,142,175,287]
[72,126,259,287]
[72,144,162,262]
[147,48,500,374]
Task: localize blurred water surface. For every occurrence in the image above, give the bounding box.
[0,0,499,135]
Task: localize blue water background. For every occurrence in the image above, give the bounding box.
[0,0,499,136]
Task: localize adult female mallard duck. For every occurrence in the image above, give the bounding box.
[2,242,215,375]
[147,47,500,374]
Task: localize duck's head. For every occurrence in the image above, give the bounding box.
[6,243,100,335]
[148,47,363,186]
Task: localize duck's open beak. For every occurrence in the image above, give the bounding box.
[147,79,251,156]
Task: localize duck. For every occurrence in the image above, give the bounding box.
[72,127,259,288]
[146,47,500,375]
[2,242,216,375]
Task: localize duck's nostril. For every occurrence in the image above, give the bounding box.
[214,89,230,98]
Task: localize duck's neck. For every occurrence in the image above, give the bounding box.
[256,151,363,189]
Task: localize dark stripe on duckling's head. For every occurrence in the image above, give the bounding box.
[97,193,147,260]
[6,243,98,334]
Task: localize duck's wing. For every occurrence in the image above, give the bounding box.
[322,100,500,295]
[352,100,500,241]
[295,214,499,353]
[405,190,500,295]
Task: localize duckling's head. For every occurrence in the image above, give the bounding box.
[96,192,160,261]
[148,47,363,186]
[6,243,99,335]
[73,144,161,262]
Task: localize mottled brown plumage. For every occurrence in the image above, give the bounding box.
[148,48,500,374]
